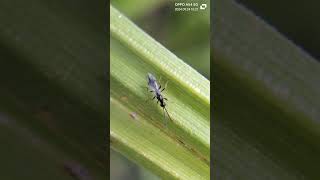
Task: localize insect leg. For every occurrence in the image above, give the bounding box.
[161,88,166,92]
[146,87,155,95]
[145,92,156,102]
[164,107,172,122]
[145,96,155,103]
[164,81,168,90]
[163,108,167,127]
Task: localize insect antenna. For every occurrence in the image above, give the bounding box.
[163,106,172,126]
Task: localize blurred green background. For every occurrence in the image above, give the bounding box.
[0,0,107,179]
[110,0,210,179]
[237,0,320,61]
[213,0,320,179]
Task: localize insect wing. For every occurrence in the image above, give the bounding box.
[147,73,158,91]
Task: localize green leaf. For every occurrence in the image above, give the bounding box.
[110,5,210,179]
[213,0,320,179]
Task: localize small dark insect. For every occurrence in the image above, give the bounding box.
[147,73,172,125]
